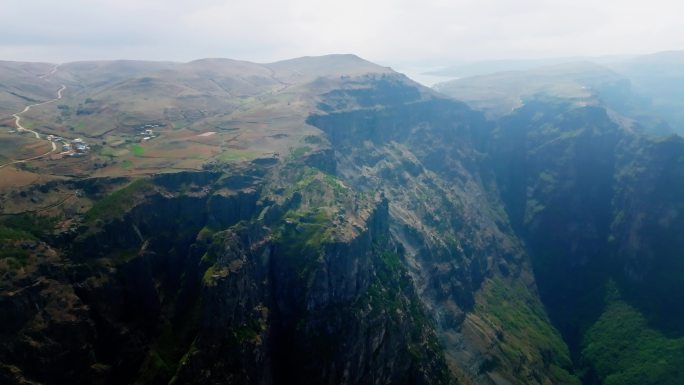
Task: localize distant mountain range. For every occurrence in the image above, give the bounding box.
[433,51,684,135]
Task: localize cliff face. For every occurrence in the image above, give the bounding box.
[172,161,453,385]
[0,169,263,385]
[488,102,623,343]
[308,91,576,385]
[487,98,684,384]
[0,148,453,385]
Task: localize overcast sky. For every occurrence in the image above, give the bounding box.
[1,0,683,67]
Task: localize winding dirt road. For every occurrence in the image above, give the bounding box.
[0,66,65,169]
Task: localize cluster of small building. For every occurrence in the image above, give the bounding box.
[137,124,160,141]
[47,135,91,157]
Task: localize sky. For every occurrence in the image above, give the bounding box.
[1,0,683,68]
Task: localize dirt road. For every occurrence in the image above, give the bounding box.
[0,67,65,169]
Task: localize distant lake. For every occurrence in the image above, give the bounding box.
[392,66,458,88]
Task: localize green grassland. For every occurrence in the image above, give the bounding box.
[0,213,58,267]
[85,178,151,223]
[581,282,684,385]
[474,277,580,384]
[130,144,145,156]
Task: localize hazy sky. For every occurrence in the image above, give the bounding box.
[1,0,683,66]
